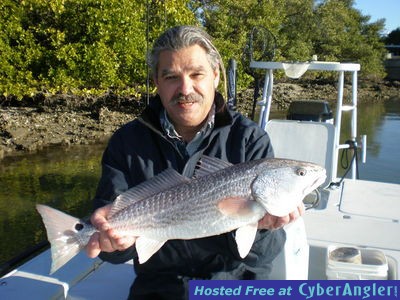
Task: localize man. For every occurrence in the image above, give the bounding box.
[86,25,303,299]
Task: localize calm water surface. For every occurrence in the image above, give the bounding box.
[0,99,399,270]
[356,100,400,183]
[0,143,104,270]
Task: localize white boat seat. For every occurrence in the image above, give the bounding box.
[266,119,335,188]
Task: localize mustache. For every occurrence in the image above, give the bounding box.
[171,93,203,105]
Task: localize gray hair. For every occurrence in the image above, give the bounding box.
[148,25,227,97]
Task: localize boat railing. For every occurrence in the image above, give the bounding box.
[250,60,361,182]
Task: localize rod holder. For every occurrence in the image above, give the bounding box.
[360,134,367,163]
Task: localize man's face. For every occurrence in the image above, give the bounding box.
[154,44,220,135]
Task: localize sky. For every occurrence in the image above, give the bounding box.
[354,0,400,34]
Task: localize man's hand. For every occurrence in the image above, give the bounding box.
[258,203,305,230]
[86,204,137,258]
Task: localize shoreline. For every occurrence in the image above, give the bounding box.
[1,80,399,160]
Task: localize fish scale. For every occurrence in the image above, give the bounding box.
[109,173,258,239]
[36,156,326,274]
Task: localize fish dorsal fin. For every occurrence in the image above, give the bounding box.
[193,156,233,178]
[135,237,166,264]
[108,169,189,218]
[235,223,258,258]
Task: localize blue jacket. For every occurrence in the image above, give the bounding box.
[93,93,285,297]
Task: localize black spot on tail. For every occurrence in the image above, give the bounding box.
[75,223,84,231]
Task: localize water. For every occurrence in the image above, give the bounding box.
[269,98,400,184]
[0,99,399,271]
[0,143,104,271]
[356,100,400,184]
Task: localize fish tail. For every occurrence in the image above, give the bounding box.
[36,204,86,274]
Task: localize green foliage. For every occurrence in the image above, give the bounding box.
[312,0,386,78]
[0,0,389,100]
[0,0,41,98]
[197,0,387,88]
[385,28,400,45]
[0,0,197,99]
[198,0,287,89]
[278,0,316,61]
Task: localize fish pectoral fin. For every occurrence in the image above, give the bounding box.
[235,223,258,258]
[135,237,166,264]
[217,197,254,216]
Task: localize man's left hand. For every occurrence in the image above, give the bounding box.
[258,203,305,230]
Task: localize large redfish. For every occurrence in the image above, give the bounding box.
[37,156,326,274]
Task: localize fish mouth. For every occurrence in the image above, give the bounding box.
[303,173,326,196]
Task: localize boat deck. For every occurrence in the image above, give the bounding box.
[0,250,134,299]
[305,179,400,280]
[2,178,399,299]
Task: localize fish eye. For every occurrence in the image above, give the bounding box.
[296,168,307,176]
[75,223,84,231]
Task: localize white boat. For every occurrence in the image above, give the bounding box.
[1,60,399,299]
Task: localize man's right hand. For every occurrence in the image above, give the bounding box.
[85,204,137,258]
